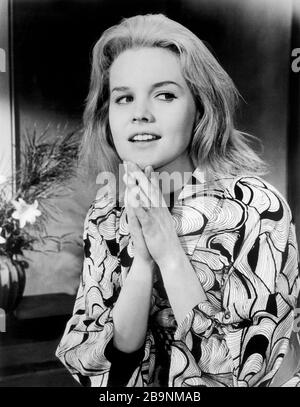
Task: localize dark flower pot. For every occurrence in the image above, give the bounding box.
[0,256,26,314]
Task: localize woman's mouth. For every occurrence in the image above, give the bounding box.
[129,134,161,143]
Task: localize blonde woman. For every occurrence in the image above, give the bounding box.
[56,14,300,387]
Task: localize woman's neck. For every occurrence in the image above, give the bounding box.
[155,154,195,206]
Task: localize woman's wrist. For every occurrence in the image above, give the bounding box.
[156,240,184,271]
[128,256,156,282]
[133,255,156,269]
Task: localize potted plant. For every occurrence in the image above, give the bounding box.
[0,126,80,313]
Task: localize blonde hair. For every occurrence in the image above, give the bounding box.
[79,13,267,179]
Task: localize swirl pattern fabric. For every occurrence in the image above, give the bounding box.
[56,169,300,387]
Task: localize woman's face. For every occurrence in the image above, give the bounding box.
[108,47,197,172]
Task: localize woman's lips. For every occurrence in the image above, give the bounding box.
[130,139,161,146]
[128,133,161,142]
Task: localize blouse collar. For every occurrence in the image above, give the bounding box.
[176,166,206,202]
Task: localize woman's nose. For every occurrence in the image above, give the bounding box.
[132,99,155,122]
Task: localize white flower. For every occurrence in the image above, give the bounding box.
[0,227,6,244]
[12,198,42,228]
[0,174,7,185]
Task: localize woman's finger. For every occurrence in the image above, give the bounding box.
[126,191,148,230]
[127,162,161,208]
[126,189,153,262]
[142,166,167,208]
[149,169,168,208]
[126,202,140,232]
[123,172,151,209]
[127,162,154,200]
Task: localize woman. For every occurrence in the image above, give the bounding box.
[56,13,300,387]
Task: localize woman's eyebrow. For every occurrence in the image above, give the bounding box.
[111,80,183,94]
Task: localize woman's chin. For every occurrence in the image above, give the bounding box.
[124,159,159,171]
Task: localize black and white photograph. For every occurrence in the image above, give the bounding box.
[0,0,300,397]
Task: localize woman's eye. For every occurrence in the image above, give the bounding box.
[157,92,176,101]
[115,95,133,104]
[114,93,176,104]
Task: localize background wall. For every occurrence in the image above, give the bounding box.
[0,0,15,193]
[8,0,298,295]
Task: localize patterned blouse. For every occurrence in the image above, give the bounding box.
[56,168,300,387]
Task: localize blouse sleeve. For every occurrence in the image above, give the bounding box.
[55,197,155,387]
[170,178,300,387]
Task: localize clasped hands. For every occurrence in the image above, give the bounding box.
[123,161,181,268]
